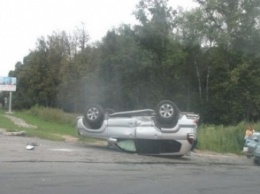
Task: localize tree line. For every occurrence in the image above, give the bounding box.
[7,0,260,125]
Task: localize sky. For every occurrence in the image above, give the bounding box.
[0,0,197,77]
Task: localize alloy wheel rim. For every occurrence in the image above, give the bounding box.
[160,104,174,118]
[87,107,99,120]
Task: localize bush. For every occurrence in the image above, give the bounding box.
[25,105,80,126]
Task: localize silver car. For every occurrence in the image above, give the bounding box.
[245,132,260,165]
[76,100,199,157]
[245,132,260,157]
[253,141,260,165]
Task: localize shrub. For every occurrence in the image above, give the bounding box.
[26,105,80,126]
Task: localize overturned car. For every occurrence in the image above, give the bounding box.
[76,100,199,157]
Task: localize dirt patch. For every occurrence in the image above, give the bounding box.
[1,130,26,136]
[62,135,79,142]
[0,128,7,134]
[4,114,37,128]
[3,114,80,142]
[193,149,242,159]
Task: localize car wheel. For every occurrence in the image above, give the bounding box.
[155,100,179,124]
[84,104,104,129]
[254,158,259,165]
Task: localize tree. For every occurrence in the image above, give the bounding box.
[194,0,260,123]
[133,0,189,106]
[134,0,176,65]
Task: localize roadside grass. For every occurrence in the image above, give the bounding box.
[24,105,79,127]
[0,110,18,131]
[198,122,260,154]
[0,107,95,142]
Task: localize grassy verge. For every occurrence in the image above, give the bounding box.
[0,110,18,130]
[0,107,94,142]
[197,122,260,154]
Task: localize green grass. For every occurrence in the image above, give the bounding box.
[197,122,260,154]
[0,107,94,142]
[24,105,80,127]
[0,110,19,131]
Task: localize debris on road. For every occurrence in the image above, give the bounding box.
[26,142,38,150]
[0,129,26,136]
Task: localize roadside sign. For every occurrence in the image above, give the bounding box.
[0,77,17,92]
[0,77,16,113]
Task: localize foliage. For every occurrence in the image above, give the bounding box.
[198,122,260,154]
[24,105,79,126]
[8,0,260,125]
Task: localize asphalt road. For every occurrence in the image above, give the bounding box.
[1,135,259,194]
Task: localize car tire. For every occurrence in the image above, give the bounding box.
[84,104,104,129]
[254,158,259,165]
[155,100,179,124]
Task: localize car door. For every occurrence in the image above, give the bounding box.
[135,119,162,154]
[106,117,137,152]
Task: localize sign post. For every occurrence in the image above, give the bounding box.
[8,92,12,113]
[0,77,17,113]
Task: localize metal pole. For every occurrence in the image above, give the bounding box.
[8,92,12,113]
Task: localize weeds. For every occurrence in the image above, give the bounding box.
[197,122,260,154]
[24,105,80,126]
[0,110,18,132]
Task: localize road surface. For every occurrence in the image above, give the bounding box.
[0,135,259,194]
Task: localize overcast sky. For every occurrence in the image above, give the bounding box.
[0,0,197,77]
